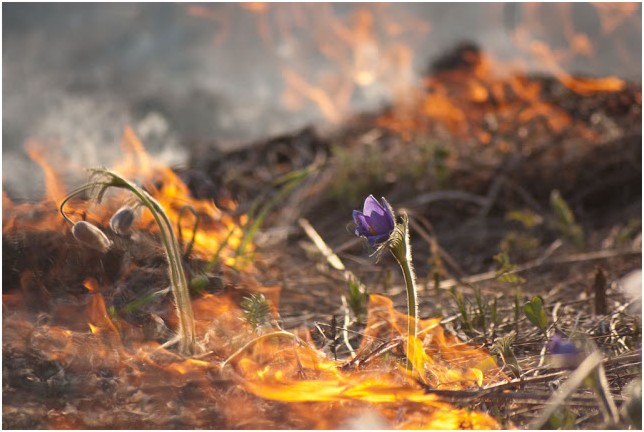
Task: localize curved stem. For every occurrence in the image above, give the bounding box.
[220,331,298,369]
[87,169,196,355]
[58,183,106,225]
[177,205,199,259]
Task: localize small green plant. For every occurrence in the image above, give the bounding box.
[235,165,313,264]
[450,286,473,334]
[474,288,486,328]
[492,333,522,379]
[120,287,171,315]
[550,190,584,246]
[346,276,368,323]
[500,231,540,258]
[544,406,577,429]
[505,209,543,229]
[616,218,641,247]
[494,251,526,285]
[329,144,387,203]
[190,226,237,293]
[240,293,272,330]
[524,295,549,335]
[409,140,451,186]
[329,140,452,204]
[514,287,522,331]
[450,286,499,337]
[176,205,199,259]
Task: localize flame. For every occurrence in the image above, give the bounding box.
[185,3,636,145]
[24,141,68,204]
[4,135,506,427]
[4,282,505,428]
[221,294,504,428]
[114,128,246,263]
[5,4,640,427]
[4,128,246,265]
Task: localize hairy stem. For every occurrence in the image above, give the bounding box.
[65,169,197,355]
[389,215,419,372]
[59,183,107,225]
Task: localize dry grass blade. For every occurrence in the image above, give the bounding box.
[530,351,605,429]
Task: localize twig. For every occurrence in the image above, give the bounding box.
[220,331,299,369]
[340,295,356,358]
[436,248,640,290]
[299,218,346,273]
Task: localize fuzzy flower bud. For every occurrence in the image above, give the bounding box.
[109,206,135,236]
[72,221,112,253]
[353,195,395,246]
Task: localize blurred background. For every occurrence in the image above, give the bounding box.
[3,3,641,198]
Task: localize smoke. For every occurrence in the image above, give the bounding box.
[3,3,641,199]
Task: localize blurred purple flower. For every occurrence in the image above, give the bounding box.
[353,195,395,246]
[548,334,581,368]
[547,335,579,355]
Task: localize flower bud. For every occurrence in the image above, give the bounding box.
[72,221,112,253]
[109,206,135,236]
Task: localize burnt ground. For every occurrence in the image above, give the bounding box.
[3,71,642,429]
[185,73,643,428]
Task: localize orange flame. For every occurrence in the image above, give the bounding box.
[3,128,246,266]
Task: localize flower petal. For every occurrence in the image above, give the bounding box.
[366,232,390,246]
[363,194,386,219]
[352,210,371,236]
[380,197,395,229]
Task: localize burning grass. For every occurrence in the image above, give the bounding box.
[3,10,642,428]
[3,130,512,429]
[4,112,641,429]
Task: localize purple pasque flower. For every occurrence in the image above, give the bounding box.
[547,334,581,368]
[547,335,579,355]
[353,195,395,246]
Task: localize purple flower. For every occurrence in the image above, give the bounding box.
[353,195,395,246]
[548,335,581,368]
[547,335,579,356]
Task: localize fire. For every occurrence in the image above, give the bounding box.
[232,295,503,416]
[3,130,506,428]
[111,128,246,263]
[4,128,246,266]
[5,3,639,428]
[373,39,631,153]
[186,3,636,143]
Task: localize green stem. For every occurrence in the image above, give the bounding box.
[389,214,419,371]
[89,170,196,355]
[177,205,199,259]
[59,183,107,226]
